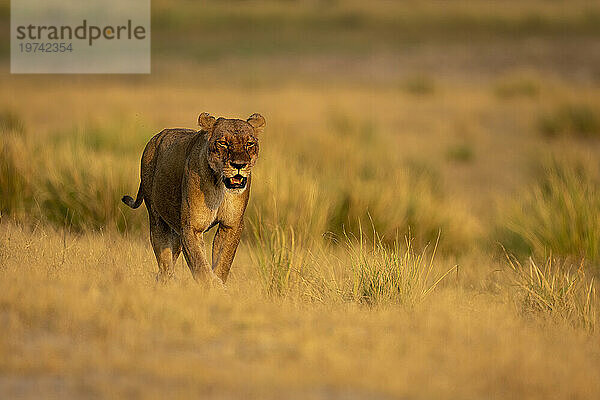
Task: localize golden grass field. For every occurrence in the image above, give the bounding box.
[1,1,600,398]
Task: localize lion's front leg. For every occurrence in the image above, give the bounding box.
[212,221,243,283]
[181,227,223,287]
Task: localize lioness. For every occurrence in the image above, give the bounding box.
[122,113,265,286]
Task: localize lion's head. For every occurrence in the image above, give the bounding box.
[198,112,265,191]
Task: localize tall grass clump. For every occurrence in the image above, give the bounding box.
[0,110,24,133]
[348,230,456,306]
[400,75,436,96]
[52,118,152,155]
[247,221,308,298]
[0,134,33,218]
[502,157,600,264]
[446,143,475,163]
[38,145,138,231]
[251,112,479,255]
[0,121,146,232]
[505,252,596,330]
[539,104,600,138]
[494,76,539,99]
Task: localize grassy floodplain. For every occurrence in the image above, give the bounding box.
[1,1,600,398]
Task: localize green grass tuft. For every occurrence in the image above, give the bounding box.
[348,229,456,306]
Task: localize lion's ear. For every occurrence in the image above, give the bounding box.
[247,113,266,135]
[198,112,217,132]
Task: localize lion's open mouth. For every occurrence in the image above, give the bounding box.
[224,174,247,189]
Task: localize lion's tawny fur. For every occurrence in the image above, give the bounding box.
[122,113,265,285]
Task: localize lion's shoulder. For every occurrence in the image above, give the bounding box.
[150,128,203,156]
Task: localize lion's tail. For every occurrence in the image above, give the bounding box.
[122,182,144,209]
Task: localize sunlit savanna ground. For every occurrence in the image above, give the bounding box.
[1,1,600,398]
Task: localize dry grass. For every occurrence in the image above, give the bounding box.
[1,222,599,399]
[502,156,600,264]
[248,222,308,298]
[2,1,600,397]
[1,72,599,398]
[505,252,596,330]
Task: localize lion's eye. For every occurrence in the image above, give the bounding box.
[217,141,228,148]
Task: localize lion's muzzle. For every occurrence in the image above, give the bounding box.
[224,174,247,189]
